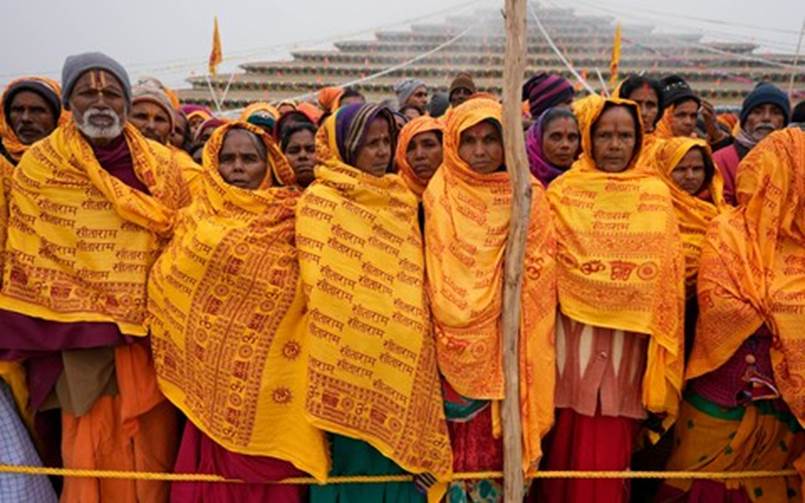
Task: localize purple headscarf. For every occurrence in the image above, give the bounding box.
[526,108,578,187]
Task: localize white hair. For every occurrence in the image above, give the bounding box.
[74,106,125,140]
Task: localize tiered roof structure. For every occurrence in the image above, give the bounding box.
[177,6,804,110]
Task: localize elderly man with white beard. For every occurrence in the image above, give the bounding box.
[712,82,791,205]
[0,52,189,503]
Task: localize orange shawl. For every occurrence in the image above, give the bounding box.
[547,97,686,435]
[395,115,444,197]
[688,129,805,424]
[0,123,184,335]
[317,86,344,113]
[423,97,557,471]
[0,77,68,165]
[653,137,727,293]
[148,122,329,478]
[298,113,452,493]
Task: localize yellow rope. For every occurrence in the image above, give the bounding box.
[0,465,798,484]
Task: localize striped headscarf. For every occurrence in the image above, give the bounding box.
[334,103,397,168]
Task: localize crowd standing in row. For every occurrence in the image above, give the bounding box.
[0,50,803,503]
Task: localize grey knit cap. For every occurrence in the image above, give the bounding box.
[393,78,427,108]
[61,52,131,109]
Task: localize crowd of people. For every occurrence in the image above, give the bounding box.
[0,49,803,503]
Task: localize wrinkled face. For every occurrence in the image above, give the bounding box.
[459,120,504,175]
[406,85,428,112]
[283,129,316,188]
[592,106,637,173]
[69,70,127,143]
[542,116,580,169]
[354,117,392,177]
[744,103,785,142]
[170,113,188,149]
[401,107,422,121]
[129,100,172,144]
[450,87,473,107]
[670,148,707,195]
[670,99,698,138]
[217,129,267,190]
[406,130,443,182]
[627,85,659,133]
[7,90,57,145]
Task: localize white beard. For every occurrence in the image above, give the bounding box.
[75,107,124,140]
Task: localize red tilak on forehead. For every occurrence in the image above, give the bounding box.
[641,83,652,93]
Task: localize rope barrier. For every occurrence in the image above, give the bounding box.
[0,465,798,484]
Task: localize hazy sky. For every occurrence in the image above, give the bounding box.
[1,0,802,90]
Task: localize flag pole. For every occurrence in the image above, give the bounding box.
[788,18,804,98]
[501,0,529,501]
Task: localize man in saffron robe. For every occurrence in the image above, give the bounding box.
[0,52,187,503]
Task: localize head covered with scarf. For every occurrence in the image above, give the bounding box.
[525,107,581,187]
[652,137,726,293]
[395,115,444,197]
[299,101,453,494]
[328,103,397,170]
[424,96,557,471]
[547,96,686,436]
[148,121,331,479]
[0,76,68,165]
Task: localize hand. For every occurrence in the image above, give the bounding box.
[701,100,726,144]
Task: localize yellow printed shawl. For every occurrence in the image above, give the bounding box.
[148,122,329,479]
[423,97,557,471]
[688,129,805,425]
[548,97,686,435]
[653,137,726,294]
[0,122,183,335]
[297,114,453,486]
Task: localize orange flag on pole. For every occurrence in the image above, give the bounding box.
[209,16,222,77]
[609,22,622,90]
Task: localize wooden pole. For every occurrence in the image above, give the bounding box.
[788,18,805,98]
[502,0,530,501]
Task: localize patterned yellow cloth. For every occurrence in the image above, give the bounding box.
[652,137,726,294]
[0,123,185,336]
[688,129,805,425]
[548,97,686,435]
[148,122,329,479]
[423,97,557,471]
[296,114,453,487]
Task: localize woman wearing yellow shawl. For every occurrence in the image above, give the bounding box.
[395,115,444,198]
[298,103,452,503]
[657,129,805,503]
[653,138,727,364]
[537,97,686,503]
[148,122,327,502]
[424,96,557,503]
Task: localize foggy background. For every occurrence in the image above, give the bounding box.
[1,0,802,90]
